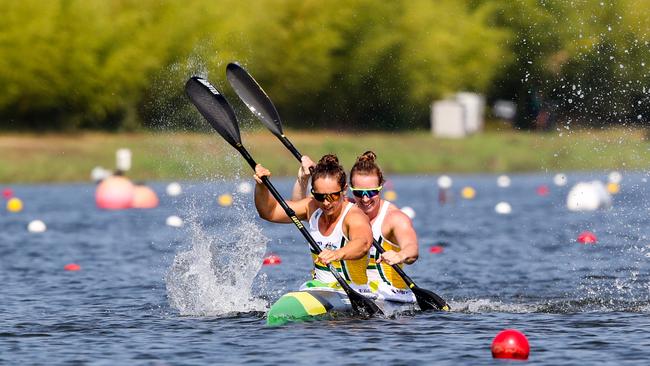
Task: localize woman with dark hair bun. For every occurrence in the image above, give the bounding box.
[254,154,374,296]
[293,151,420,303]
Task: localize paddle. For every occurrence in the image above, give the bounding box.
[185,76,382,317]
[226,63,450,311]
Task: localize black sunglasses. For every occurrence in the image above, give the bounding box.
[311,188,344,202]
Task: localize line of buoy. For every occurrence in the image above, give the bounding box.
[495,202,512,215]
[166,215,183,228]
[577,231,597,244]
[3,188,14,199]
[218,193,233,207]
[7,197,23,212]
[461,186,476,200]
[263,254,282,265]
[497,175,511,188]
[27,220,47,233]
[64,263,81,271]
[166,182,182,197]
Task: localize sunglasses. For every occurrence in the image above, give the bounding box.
[311,189,344,202]
[350,186,383,198]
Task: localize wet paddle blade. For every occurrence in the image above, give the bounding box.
[226,62,284,137]
[185,76,242,148]
[349,291,382,317]
[411,285,451,311]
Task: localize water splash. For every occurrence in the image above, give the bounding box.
[450,299,539,313]
[165,204,269,316]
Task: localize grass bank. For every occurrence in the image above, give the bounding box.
[1,127,648,183]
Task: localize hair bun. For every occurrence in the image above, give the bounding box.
[318,154,340,166]
[357,151,377,163]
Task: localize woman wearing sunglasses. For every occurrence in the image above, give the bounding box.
[293,151,419,303]
[254,154,374,295]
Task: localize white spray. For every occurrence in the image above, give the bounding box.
[165,201,269,316]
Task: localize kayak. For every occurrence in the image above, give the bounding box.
[266,289,419,326]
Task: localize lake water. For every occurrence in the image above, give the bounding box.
[2,173,650,365]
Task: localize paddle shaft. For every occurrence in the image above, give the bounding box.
[234,143,364,297]
[279,135,302,162]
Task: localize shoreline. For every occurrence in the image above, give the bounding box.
[0,127,647,184]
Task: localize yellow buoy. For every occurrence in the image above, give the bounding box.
[7,197,23,212]
[461,186,476,199]
[218,193,233,207]
[384,190,397,201]
[607,182,620,194]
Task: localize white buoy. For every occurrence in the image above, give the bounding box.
[27,220,47,233]
[495,202,512,215]
[166,215,183,227]
[566,181,612,212]
[497,175,511,188]
[116,148,132,172]
[166,182,182,197]
[401,206,416,219]
[553,173,568,187]
[237,181,253,194]
[90,166,112,182]
[608,171,622,184]
[437,175,453,189]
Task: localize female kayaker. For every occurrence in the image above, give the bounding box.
[254,154,374,295]
[292,151,419,303]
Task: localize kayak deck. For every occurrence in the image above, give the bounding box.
[266,289,418,326]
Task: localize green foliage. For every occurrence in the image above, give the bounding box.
[485,0,650,128]
[0,0,648,131]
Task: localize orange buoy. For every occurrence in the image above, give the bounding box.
[491,329,530,360]
[131,185,159,209]
[577,231,597,244]
[429,245,444,254]
[263,254,282,266]
[96,176,135,210]
[64,263,81,271]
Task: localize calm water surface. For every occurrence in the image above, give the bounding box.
[2,173,650,365]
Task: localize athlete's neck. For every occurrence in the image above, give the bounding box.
[321,203,345,226]
[367,200,383,222]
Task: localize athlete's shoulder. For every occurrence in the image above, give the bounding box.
[384,203,412,225]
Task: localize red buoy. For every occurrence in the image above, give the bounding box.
[2,188,13,199]
[577,231,597,244]
[491,329,530,360]
[536,185,550,196]
[263,254,282,266]
[429,245,444,254]
[64,263,81,271]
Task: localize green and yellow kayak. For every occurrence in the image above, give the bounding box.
[266,289,418,326]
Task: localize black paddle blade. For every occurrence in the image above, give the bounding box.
[185,76,242,148]
[411,285,451,311]
[349,292,383,317]
[226,62,284,137]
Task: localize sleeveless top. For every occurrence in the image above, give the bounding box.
[367,201,416,303]
[299,202,371,295]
